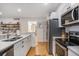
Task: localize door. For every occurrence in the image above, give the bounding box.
[36,21,47,42]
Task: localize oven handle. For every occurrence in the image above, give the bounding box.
[71,9,75,20]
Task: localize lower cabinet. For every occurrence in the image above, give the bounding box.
[14,40,22,56]
[14,35,31,56]
[68,49,78,56]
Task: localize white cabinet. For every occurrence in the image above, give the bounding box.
[68,49,78,56]
[31,33,35,47]
[70,3,79,8]
[25,35,31,54]
[14,35,32,56]
[14,40,23,56]
[62,4,71,15]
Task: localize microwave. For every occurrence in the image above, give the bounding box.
[61,6,79,25]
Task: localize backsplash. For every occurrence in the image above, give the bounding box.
[66,25,79,32]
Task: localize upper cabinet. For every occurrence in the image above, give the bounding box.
[55,3,71,27]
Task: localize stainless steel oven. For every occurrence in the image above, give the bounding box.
[55,41,68,56]
[69,31,79,46]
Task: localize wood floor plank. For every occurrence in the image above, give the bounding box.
[27,42,49,56]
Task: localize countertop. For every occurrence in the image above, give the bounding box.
[0,34,31,55]
[68,46,79,56]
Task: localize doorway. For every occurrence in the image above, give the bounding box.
[28,21,37,32]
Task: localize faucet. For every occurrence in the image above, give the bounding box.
[7,29,10,39]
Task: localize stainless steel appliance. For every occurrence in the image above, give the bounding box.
[55,38,68,56]
[55,41,68,56]
[68,31,79,46]
[61,6,79,25]
[55,31,79,56]
[47,19,62,55]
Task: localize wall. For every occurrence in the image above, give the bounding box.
[36,20,47,42]
[20,17,47,42]
[49,12,58,19]
[0,17,48,42]
[56,3,71,27]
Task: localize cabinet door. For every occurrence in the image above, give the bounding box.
[28,36,31,49]
[31,33,35,47]
[14,36,32,56]
[14,41,22,56]
[21,39,26,56]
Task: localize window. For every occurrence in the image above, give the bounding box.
[28,21,37,32]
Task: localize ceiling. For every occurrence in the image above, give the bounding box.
[0,3,61,18]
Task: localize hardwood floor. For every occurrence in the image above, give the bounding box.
[27,42,49,56]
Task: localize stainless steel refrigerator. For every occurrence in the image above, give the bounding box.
[47,18,61,55]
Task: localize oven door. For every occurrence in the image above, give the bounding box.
[69,36,79,46]
[55,41,68,56]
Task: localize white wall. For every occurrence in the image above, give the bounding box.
[0,18,19,23]
[36,20,47,42]
[20,17,48,42]
[0,17,48,42]
[49,12,58,19]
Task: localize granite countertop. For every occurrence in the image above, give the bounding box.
[0,34,31,55]
[68,46,79,56]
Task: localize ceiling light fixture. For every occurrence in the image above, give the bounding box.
[0,12,2,15]
[17,8,22,12]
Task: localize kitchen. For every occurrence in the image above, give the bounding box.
[0,3,79,56]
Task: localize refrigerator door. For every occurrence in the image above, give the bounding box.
[48,19,61,55]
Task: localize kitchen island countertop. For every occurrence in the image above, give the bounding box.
[0,34,31,55]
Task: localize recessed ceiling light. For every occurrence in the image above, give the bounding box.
[17,8,22,12]
[0,12,2,15]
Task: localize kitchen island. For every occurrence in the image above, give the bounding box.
[0,33,32,56]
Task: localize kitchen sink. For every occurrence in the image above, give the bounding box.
[2,36,22,42]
